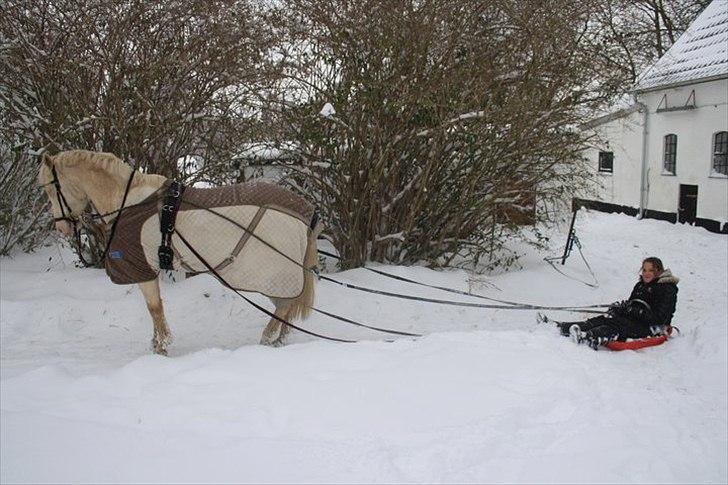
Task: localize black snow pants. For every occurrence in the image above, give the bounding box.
[574,315,653,341]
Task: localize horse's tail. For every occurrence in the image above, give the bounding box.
[287,220,323,321]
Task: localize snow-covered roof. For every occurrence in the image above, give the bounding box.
[633,0,728,93]
[233,141,299,161]
[580,103,640,130]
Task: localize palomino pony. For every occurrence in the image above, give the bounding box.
[38,150,321,354]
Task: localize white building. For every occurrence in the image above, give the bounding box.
[232,142,301,183]
[582,0,728,233]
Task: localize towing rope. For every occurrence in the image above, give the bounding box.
[163,194,610,342]
[319,249,609,312]
[179,199,609,312]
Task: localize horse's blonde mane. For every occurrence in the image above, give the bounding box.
[54,150,133,180]
[48,149,167,190]
[40,150,167,216]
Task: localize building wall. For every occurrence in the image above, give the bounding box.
[584,108,644,209]
[640,78,728,224]
[583,78,728,229]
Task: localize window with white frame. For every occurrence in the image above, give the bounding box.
[713,131,727,176]
[598,151,613,173]
[663,134,677,174]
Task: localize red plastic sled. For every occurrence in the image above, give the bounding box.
[606,326,674,351]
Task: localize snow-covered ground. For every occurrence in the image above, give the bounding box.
[1,211,726,484]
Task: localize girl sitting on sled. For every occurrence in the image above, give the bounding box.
[558,257,679,350]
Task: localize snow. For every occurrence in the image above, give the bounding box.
[320,102,336,117]
[1,211,726,483]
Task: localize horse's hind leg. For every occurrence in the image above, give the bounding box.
[138,278,172,355]
[260,226,319,347]
[260,300,290,346]
[273,310,293,346]
[279,316,292,340]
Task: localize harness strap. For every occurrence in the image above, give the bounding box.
[50,165,76,224]
[102,162,139,262]
[309,208,320,230]
[158,181,185,270]
[213,206,268,274]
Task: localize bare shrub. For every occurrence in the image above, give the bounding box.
[260,0,598,269]
[0,0,274,258]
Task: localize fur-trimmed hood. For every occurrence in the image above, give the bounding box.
[658,268,679,285]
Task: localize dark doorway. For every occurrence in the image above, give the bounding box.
[678,184,698,224]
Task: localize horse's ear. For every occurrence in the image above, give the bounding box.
[42,153,54,168]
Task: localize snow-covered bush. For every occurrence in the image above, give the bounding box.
[2,0,695,267]
[0,147,50,255]
[0,0,276,257]
[260,0,597,269]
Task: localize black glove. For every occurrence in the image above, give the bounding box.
[607,300,628,317]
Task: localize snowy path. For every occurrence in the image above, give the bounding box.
[1,212,726,483]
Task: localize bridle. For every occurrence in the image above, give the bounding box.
[40,164,99,266]
[41,164,79,226]
[41,161,137,267]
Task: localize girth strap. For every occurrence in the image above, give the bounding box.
[158,181,185,270]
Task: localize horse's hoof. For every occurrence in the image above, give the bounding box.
[151,339,169,356]
[151,343,168,356]
[260,336,286,347]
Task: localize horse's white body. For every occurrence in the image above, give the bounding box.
[38,150,318,354]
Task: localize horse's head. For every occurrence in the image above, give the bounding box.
[38,153,90,236]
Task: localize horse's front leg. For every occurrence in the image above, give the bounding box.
[138,278,172,355]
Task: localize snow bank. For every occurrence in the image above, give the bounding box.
[1,212,726,483]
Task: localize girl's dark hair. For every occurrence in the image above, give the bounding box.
[642,257,664,272]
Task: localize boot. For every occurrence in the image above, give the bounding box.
[569,324,585,344]
[583,326,616,350]
[557,322,573,337]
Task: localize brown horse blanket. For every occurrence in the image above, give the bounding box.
[105,181,316,299]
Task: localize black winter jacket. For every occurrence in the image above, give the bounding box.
[624,269,679,326]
